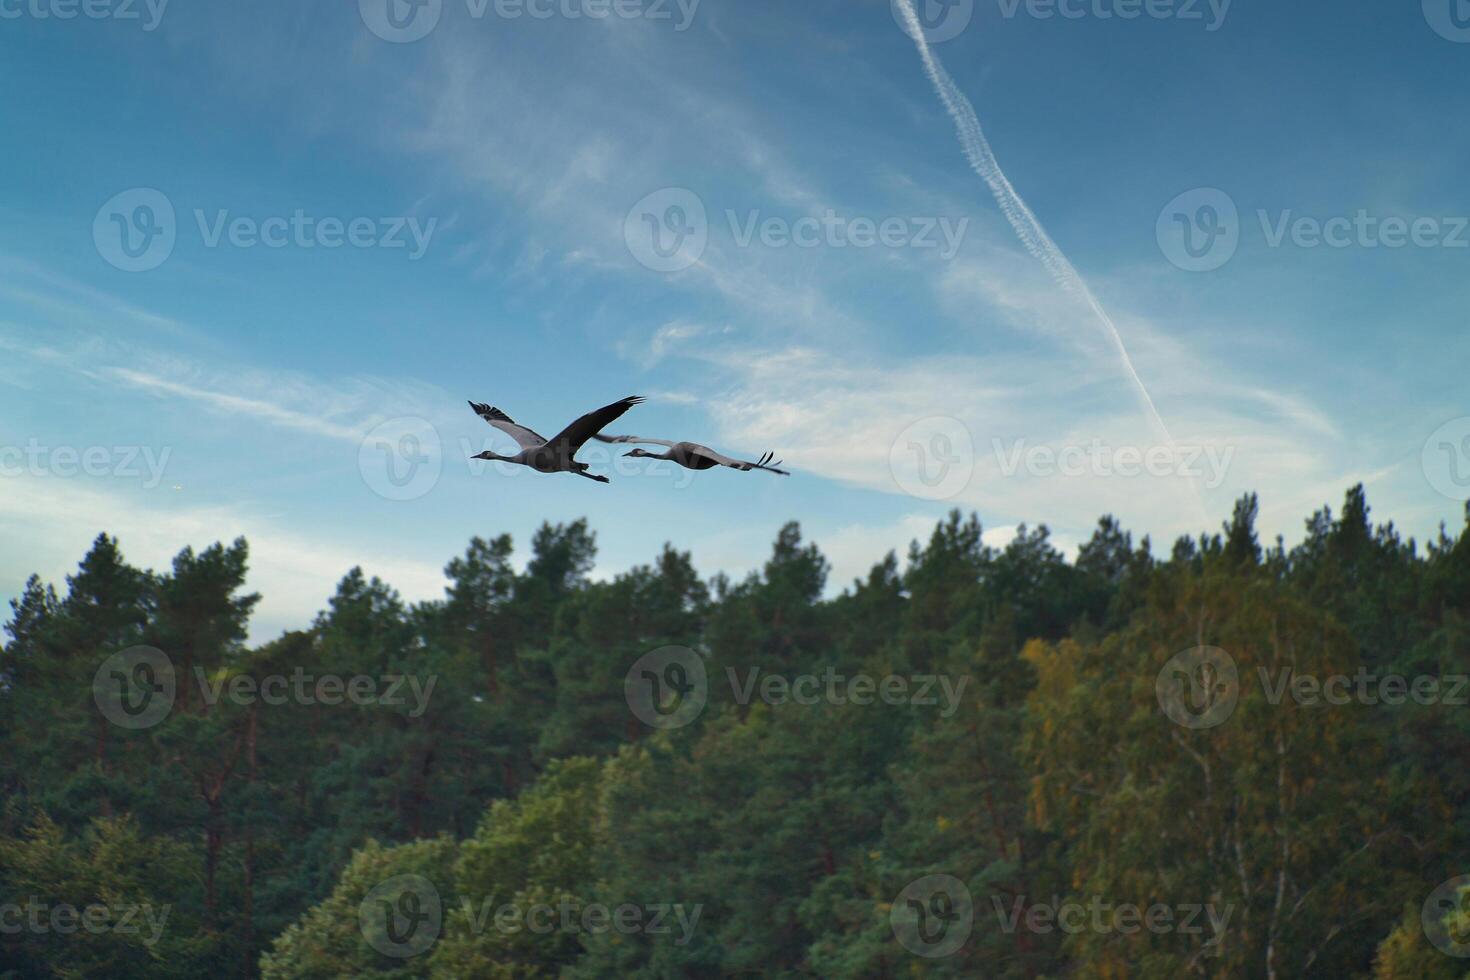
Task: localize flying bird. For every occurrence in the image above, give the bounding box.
[469,396,645,483]
[594,434,790,476]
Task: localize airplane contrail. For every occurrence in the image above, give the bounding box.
[894,0,1183,462]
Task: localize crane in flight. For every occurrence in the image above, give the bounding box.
[594,434,789,476]
[468,396,645,483]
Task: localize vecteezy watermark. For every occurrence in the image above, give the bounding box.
[1422,417,1470,503]
[458,896,701,946]
[360,875,442,958]
[726,667,970,717]
[1255,210,1470,251]
[0,440,171,489]
[1259,667,1469,708]
[1158,646,1470,729]
[993,438,1234,489]
[1155,646,1239,730]
[0,0,168,31]
[194,668,437,716]
[1424,0,1470,43]
[192,210,436,257]
[93,188,177,272]
[726,210,969,260]
[624,646,709,729]
[896,0,1231,40]
[992,895,1232,945]
[357,874,702,959]
[624,188,708,273]
[1156,188,1240,272]
[889,417,975,502]
[993,0,1230,30]
[622,188,970,273]
[92,647,438,730]
[92,646,176,730]
[358,0,700,43]
[891,874,974,959]
[1423,875,1470,958]
[0,899,171,947]
[892,0,973,43]
[1158,188,1470,272]
[623,647,969,730]
[93,188,437,272]
[360,417,444,502]
[358,0,442,41]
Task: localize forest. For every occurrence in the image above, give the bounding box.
[3,485,1469,978]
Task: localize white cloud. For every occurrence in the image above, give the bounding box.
[0,475,447,642]
[819,513,935,589]
[655,329,1370,552]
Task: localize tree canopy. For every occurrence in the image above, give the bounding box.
[3,487,1468,977]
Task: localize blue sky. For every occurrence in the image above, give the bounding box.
[3,0,1468,638]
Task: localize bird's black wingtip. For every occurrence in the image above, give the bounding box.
[470,401,513,422]
[759,451,790,476]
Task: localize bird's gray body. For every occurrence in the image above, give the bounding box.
[668,444,723,471]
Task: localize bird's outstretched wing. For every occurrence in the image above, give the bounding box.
[592,433,676,448]
[468,401,546,450]
[694,446,790,476]
[549,396,646,453]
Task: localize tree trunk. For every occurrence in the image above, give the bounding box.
[241,703,258,978]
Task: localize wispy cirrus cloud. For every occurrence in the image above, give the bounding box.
[0,279,456,448]
[0,254,200,342]
[105,368,368,442]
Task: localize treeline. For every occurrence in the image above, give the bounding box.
[1,487,1469,977]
